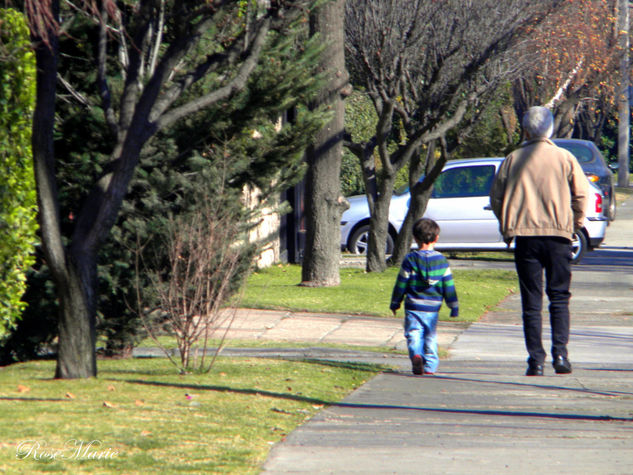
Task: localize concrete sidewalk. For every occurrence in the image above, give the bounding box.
[223,308,467,352]
[259,195,633,474]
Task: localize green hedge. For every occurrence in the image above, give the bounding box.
[0,9,39,337]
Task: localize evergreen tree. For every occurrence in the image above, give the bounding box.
[9,1,326,372]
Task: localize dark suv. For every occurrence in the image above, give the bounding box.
[553,138,616,221]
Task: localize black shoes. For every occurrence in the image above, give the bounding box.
[525,363,544,376]
[553,355,572,374]
[411,355,423,375]
[526,357,572,376]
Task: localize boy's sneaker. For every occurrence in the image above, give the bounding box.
[411,355,423,375]
[423,371,435,375]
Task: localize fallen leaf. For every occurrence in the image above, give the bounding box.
[102,400,117,408]
[107,385,116,392]
[140,430,152,437]
[135,399,144,406]
[65,392,76,399]
[17,385,30,393]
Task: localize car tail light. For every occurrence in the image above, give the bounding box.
[585,173,599,183]
[594,193,603,214]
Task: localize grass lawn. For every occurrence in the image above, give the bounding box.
[0,357,382,474]
[242,264,518,323]
[2,260,518,473]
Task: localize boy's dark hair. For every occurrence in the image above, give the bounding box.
[412,218,440,244]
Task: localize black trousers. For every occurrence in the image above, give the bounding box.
[514,236,572,365]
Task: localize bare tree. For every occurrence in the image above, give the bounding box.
[513,0,620,141]
[28,0,315,378]
[344,0,555,271]
[145,186,255,373]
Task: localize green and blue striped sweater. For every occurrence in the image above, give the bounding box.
[390,250,459,316]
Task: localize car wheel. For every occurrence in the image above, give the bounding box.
[571,230,587,264]
[608,192,616,221]
[348,224,394,255]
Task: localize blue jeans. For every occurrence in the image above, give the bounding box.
[404,310,439,373]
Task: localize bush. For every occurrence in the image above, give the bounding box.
[0,9,39,337]
[142,182,257,373]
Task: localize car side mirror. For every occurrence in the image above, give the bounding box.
[608,162,619,172]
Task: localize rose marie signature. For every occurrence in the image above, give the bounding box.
[16,439,119,461]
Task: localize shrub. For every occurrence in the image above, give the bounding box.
[0,9,39,337]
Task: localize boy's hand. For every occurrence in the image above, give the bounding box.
[450,308,459,318]
[391,309,397,317]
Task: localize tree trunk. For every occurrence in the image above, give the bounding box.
[301,0,348,287]
[365,186,392,272]
[617,0,630,187]
[31,0,97,378]
[555,100,576,139]
[55,253,97,378]
[389,142,446,267]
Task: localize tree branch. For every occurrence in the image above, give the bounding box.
[156,17,271,131]
[544,57,584,109]
[97,1,118,135]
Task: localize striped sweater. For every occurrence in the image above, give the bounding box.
[390,250,459,317]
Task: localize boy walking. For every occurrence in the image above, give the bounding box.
[390,218,459,375]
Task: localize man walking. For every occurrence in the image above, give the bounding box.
[490,106,589,376]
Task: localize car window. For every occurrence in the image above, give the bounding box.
[556,143,594,164]
[432,165,496,198]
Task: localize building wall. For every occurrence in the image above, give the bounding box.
[242,184,280,268]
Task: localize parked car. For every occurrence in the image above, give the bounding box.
[340,157,608,264]
[552,138,616,221]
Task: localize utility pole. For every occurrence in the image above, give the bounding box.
[617,0,630,187]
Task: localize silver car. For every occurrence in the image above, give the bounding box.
[340,158,608,264]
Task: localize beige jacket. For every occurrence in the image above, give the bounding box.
[489,138,589,241]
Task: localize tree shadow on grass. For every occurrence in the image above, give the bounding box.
[102,357,388,376]
[117,378,338,406]
[106,358,386,406]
